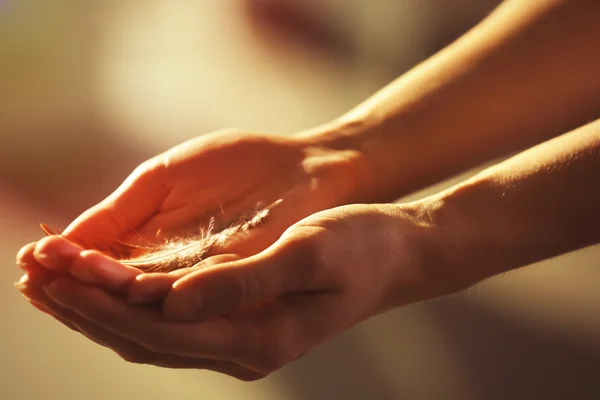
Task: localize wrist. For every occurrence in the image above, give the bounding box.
[383,200,484,311]
[294,116,394,204]
[412,176,521,292]
[292,118,378,204]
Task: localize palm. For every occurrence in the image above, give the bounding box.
[63,129,358,262]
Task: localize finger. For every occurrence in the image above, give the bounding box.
[18,273,260,377]
[69,250,141,292]
[128,254,241,305]
[17,267,155,352]
[61,157,168,247]
[33,235,142,291]
[43,277,245,361]
[128,270,194,306]
[32,235,82,273]
[127,272,186,305]
[71,318,262,378]
[17,262,55,291]
[163,239,310,322]
[17,249,81,330]
[16,242,39,271]
[18,268,139,350]
[15,269,81,333]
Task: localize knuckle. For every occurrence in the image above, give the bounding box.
[283,233,319,268]
[136,157,162,174]
[130,156,168,185]
[281,229,333,287]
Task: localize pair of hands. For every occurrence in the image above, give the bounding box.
[16,129,442,380]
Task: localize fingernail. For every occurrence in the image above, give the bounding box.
[14,274,30,291]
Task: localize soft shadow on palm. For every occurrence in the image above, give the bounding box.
[61,129,358,270]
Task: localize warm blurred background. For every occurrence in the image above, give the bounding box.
[2,1,599,399]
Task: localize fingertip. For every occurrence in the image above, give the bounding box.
[14,274,30,291]
[20,257,58,288]
[162,262,232,322]
[127,273,174,305]
[33,236,82,271]
[163,259,249,322]
[162,252,276,322]
[41,277,63,298]
[79,249,98,258]
[15,267,56,300]
[41,277,74,305]
[16,242,37,269]
[129,266,200,306]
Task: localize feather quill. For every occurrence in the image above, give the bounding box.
[40,199,282,273]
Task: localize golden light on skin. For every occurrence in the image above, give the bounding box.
[1,189,288,400]
[399,168,600,348]
[4,1,600,399]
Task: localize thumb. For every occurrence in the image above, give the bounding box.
[61,158,167,248]
[163,238,311,322]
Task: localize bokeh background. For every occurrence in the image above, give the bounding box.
[2,1,599,399]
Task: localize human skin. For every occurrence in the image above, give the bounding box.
[14,0,600,378]
[20,0,600,294]
[16,118,600,379]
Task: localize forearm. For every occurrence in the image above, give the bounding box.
[300,0,600,202]
[421,118,600,290]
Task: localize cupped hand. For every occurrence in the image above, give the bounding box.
[16,203,470,378]
[20,128,364,285]
[15,243,265,380]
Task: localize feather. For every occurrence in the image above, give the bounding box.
[40,199,282,273]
